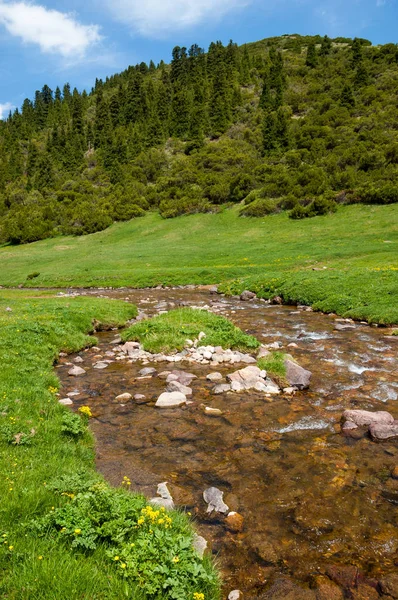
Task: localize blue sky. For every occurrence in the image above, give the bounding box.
[0,0,397,118]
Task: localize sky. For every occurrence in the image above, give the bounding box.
[0,0,397,119]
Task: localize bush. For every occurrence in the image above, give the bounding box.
[357,184,398,205]
[159,196,212,219]
[240,198,280,217]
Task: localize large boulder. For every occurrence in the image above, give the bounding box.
[369,421,398,441]
[342,410,394,428]
[155,392,187,408]
[284,359,312,389]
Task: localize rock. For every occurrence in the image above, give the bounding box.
[334,323,356,331]
[263,578,316,600]
[342,420,358,431]
[94,361,108,369]
[201,405,223,417]
[314,576,344,600]
[380,574,398,598]
[350,584,379,600]
[391,466,398,480]
[193,534,208,559]
[342,409,394,427]
[198,331,206,341]
[228,591,244,600]
[5,307,12,312]
[213,383,231,394]
[225,511,244,533]
[155,392,187,408]
[206,372,223,382]
[139,367,156,376]
[251,535,278,564]
[110,335,121,344]
[150,482,174,510]
[369,421,398,441]
[134,394,147,403]
[158,371,171,378]
[227,365,262,387]
[166,381,193,396]
[258,346,271,359]
[326,565,358,589]
[73,356,84,363]
[115,393,132,401]
[209,286,219,295]
[284,359,312,389]
[240,290,256,301]
[68,365,86,377]
[59,398,73,406]
[203,487,229,514]
[283,387,297,395]
[168,370,197,386]
[271,295,283,305]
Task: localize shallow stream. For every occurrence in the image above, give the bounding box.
[56,288,398,598]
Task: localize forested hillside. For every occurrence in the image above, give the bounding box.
[1,33,398,244]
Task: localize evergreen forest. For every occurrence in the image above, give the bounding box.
[1,33,398,244]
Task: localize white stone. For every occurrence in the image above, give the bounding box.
[68,365,86,377]
[59,398,73,405]
[116,393,132,401]
[155,392,187,408]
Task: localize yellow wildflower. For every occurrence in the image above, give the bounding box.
[74,529,81,535]
[38,556,43,560]
[193,594,205,600]
[8,546,13,551]
[121,563,126,569]
[172,556,179,563]
[114,556,120,561]
[78,406,93,418]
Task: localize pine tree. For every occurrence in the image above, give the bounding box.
[320,35,332,57]
[262,111,278,154]
[306,42,318,68]
[340,84,355,107]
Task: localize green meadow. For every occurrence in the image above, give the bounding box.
[1,204,397,323]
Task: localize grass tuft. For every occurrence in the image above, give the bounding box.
[122,307,260,354]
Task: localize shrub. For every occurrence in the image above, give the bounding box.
[357,184,398,205]
[240,198,280,217]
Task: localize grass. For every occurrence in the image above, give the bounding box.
[0,290,220,599]
[122,307,260,354]
[0,204,397,323]
[257,352,287,380]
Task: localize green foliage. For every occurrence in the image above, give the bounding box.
[289,196,338,219]
[122,307,260,354]
[1,33,397,240]
[61,412,87,437]
[240,197,280,216]
[257,352,287,378]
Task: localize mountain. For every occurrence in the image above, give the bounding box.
[0,33,397,244]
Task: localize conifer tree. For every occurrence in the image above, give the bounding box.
[320,35,332,56]
[306,42,318,68]
[340,84,355,107]
[262,110,278,154]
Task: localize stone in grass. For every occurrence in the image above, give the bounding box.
[203,487,229,514]
[68,365,86,377]
[59,398,73,406]
[150,482,174,510]
[155,392,187,408]
[240,290,256,301]
[193,534,208,559]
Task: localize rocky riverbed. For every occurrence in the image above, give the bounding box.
[56,287,398,599]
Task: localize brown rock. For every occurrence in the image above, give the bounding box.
[380,574,398,598]
[391,466,398,480]
[263,577,316,599]
[350,584,379,600]
[342,410,394,427]
[225,511,244,533]
[284,359,312,389]
[251,534,278,565]
[326,565,358,589]
[240,290,256,301]
[314,576,344,600]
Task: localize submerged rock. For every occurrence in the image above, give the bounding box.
[155,392,187,408]
[68,365,86,376]
[166,381,192,395]
[225,511,244,533]
[139,367,156,376]
[334,323,356,331]
[201,405,223,417]
[93,361,109,369]
[380,573,398,598]
[263,577,316,599]
[203,487,229,514]
[213,383,232,394]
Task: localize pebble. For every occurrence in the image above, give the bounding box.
[225,511,244,533]
[68,366,86,377]
[59,398,73,405]
[155,392,187,408]
[206,372,223,382]
[93,361,108,369]
[115,393,132,401]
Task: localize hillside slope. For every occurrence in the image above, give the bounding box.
[0,34,397,243]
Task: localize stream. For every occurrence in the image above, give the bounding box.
[56,288,398,598]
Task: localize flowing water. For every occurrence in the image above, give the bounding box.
[56,288,398,598]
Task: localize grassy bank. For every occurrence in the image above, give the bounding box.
[0,204,397,323]
[0,290,220,599]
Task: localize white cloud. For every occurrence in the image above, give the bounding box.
[0,102,14,119]
[0,2,102,57]
[107,0,250,37]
